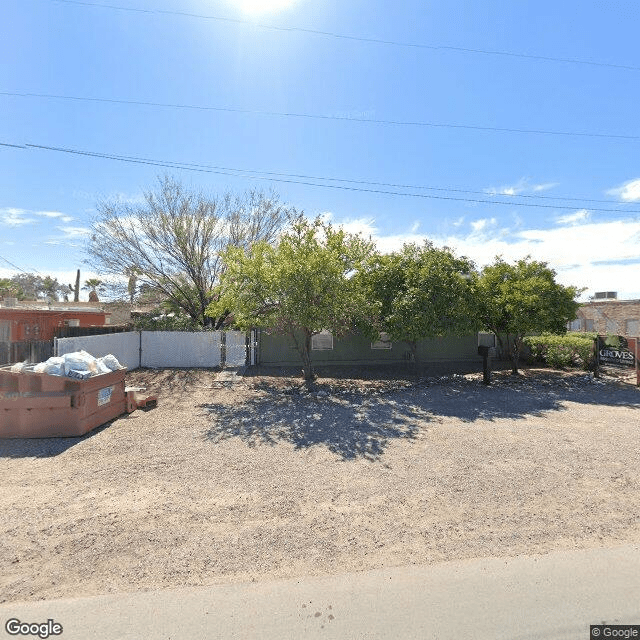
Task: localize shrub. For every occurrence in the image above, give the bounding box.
[523,333,596,370]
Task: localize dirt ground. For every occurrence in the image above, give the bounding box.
[1,366,639,603]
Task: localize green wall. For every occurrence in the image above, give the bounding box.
[258,330,480,367]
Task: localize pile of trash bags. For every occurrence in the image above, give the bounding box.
[10,351,124,380]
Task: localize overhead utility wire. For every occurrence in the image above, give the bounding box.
[52,0,640,73]
[12,141,640,214]
[0,256,29,274]
[1,91,638,141]
[2,140,622,206]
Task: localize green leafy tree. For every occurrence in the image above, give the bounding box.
[477,257,581,374]
[358,242,480,361]
[208,216,376,384]
[41,276,61,301]
[7,273,67,301]
[0,278,24,300]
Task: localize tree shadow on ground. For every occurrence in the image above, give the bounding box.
[201,371,639,461]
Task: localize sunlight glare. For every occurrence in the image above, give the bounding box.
[233,0,298,15]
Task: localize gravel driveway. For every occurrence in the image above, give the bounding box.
[1,367,639,603]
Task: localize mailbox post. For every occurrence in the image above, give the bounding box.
[478,345,492,385]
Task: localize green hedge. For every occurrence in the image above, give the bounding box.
[523,332,596,370]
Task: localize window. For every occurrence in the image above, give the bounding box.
[626,319,639,336]
[568,319,581,331]
[585,319,594,332]
[0,321,10,342]
[311,330,333,350]
[606,318,619,334]
[371,332,392,349]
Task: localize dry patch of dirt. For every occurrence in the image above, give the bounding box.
[1,366,639,603]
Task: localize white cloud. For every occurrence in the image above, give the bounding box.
[1,207,74,227]
[486,177,558,197]
[470,217,497,233]
[532,182,559,192]
[338,217,377,238]
[0,208,34,226]
[432,219,640,299]
[607,178,640,202]
[57,226,91,239]
[317,212,377,238]
[36,211,74,223]
[555,209,590,225]
[326,211,640,300]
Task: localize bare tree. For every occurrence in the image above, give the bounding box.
[87,176,294,327]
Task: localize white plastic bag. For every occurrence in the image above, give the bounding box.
[63,350,98,376]
[10,362,27,373]
[42,356,65,376]
[99,354,124,371]
[95,359,111,375]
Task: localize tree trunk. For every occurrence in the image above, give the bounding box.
[299,330,315,387]
[128,274,136,305]
[214,311,230,330]
[511,335,521,375]
[494,332,505,359]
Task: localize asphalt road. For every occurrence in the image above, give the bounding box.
[1,544,638,640]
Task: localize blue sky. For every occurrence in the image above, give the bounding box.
[1,0,640,300]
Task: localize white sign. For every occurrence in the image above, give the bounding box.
[97,386,114,406]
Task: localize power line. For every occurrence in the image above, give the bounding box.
[51,0,640,73]
[11,141,640,214]
[0,256,29,274]
[2,91,638,141]
[1,139,621,206]
[0,142,28,149]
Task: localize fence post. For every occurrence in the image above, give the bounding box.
[139,331,142,369]
[220,331,226,368]
[593,337,600,378]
